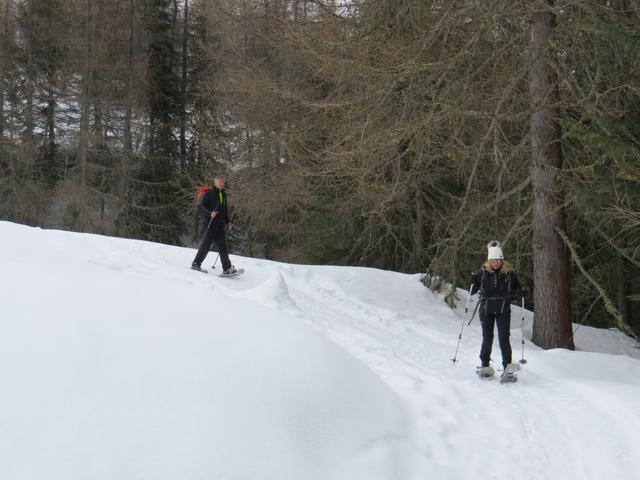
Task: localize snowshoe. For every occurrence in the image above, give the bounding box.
[500,363,520,384]
[219,266,244,278]
[476,366,495,379]
[191,263,208,274]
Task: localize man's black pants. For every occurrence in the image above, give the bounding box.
[479,312,512,368]
[193,222,231,270]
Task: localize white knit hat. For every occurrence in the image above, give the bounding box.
[487,240,504,260]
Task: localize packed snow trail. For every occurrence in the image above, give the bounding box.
[1,221,639,480]
[237,263,640,479]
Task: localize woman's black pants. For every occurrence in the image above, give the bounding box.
[479,312,512,368]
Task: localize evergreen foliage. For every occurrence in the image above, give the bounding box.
[0,0,638,338]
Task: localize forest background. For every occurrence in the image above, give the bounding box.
[1,0,638,343]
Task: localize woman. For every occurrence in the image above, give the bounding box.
[470,241,521,375]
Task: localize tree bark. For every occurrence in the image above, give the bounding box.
[529,0,574,350]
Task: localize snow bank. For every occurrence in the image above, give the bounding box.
[1,220,639,480]
[0,222,418,480]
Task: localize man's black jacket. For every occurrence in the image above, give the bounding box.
[197,188,230,227]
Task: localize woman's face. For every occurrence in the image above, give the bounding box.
[489,259,503,270]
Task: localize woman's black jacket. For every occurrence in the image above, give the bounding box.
[469,262,521,315]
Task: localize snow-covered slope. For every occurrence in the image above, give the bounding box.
[1,221,639,480]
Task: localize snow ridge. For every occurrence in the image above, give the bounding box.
[1,221,639,480]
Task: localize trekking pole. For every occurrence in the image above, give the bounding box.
[519,295,528,364]
[213,214,235,270]
[202,205,220,265]
[467,298,481,326]
[201,204,218,237]
[452,284,474,364]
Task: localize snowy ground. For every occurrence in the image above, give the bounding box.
[1,221,639,480]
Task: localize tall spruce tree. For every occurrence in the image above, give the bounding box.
[23,0,67,184]
[529,0,574,349]
[133,0,184,244]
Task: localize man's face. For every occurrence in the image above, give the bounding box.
[214,177,225,189]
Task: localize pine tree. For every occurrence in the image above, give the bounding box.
[132,0,184,245]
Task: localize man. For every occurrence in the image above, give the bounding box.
[470,241,521,376]
[191,176,237,274]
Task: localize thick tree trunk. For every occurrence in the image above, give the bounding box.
[529,0,574,349]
